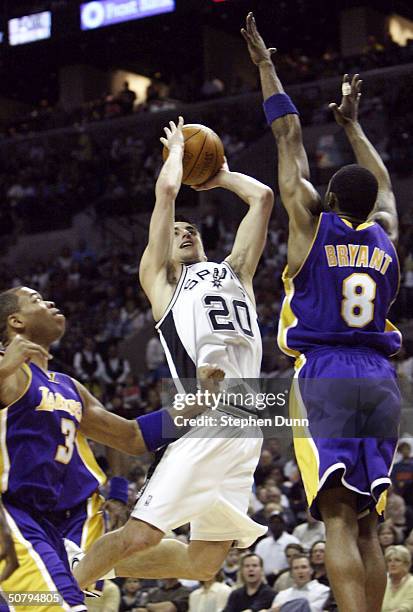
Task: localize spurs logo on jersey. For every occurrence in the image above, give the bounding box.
[156,261,262,391]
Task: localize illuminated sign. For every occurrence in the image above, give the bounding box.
[8,11,51,46]
[80,0,175,30]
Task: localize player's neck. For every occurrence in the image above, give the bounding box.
[30,355,50,374]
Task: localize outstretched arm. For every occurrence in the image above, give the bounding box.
[241,12,321,228]
[330,74,398,243]
[192,159,273,289]
[139,117,184,299]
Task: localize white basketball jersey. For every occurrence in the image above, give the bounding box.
[156,261,262,389]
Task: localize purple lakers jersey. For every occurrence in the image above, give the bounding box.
[0,362,105,512]
[278,212,401,357]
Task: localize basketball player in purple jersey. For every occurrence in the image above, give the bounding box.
[243,14,400,612]
[0,286,216,608]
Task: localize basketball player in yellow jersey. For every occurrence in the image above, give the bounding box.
[73,117,274,589]
[243,13,400,612]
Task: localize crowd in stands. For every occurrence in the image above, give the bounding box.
[1,37,413,612]
[3,34,413,138]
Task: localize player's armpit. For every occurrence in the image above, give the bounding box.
[75,379,146,455]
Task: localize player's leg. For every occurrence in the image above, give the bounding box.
[115,538,232,580]
[318,486,366,612]
[1,502,86,612]
[357,509,386,612]
[73,516,163,588]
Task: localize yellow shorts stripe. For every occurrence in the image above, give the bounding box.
[0,510,71,612]
[289,357,320,509]
[81,491,105,552]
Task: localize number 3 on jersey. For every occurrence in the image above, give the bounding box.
[341,272,376,328]
[203,295,254,337]
[55,417,76,465]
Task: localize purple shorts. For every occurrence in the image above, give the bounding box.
[0,499,86,611]
[292,347,401,520]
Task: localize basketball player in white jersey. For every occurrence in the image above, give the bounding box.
[73,116,273,589]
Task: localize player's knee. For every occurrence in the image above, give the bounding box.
[119,520,163,556]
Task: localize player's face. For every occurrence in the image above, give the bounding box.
[14,287,66,344]
[291,558,312,587]
[172,222,206,264]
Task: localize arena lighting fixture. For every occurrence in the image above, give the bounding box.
[8,11,51,46]
[80,0,175,31]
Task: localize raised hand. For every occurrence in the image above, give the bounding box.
[329,74,362,127]
[160,116,184,150]
[241,12,276,66]
[0,334,50,379]
[191,158,230,191]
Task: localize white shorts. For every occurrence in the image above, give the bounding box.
[131,425,267,549]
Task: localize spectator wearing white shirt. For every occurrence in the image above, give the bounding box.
[292,510,326,551]
[270,555,330,612]
[189,572,231,612]
[255,511,300,578]
[73,337,105,385]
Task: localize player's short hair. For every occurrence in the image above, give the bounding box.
[0,287,22,345]
[174,215,200,234]
[329,164,378,219]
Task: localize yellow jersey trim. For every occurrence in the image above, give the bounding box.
[75,433,106,487]
[0,408,10,493]
[285,213,323,281]
[356,221,375,231]
[278,270,300,358]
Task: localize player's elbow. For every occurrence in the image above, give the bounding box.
[259,187,274,210]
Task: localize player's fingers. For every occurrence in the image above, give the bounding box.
[0,559,18,582]
[269,48,277,55]
[177,116,184,128]
[163,126,171,138]
[169,121,176,131]
[160,137,168,147]
[343,73,350,83]
[356,79,363,93]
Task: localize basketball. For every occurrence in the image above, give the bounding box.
[162,123,225,186]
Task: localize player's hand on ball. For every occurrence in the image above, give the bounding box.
[191,157,230,191]
[241,12,276,66]
[329,74,362,127]
[160,116,184,150]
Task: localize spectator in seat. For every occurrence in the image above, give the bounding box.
[269,555,330,612]
[100,341,131,394]
[378,520,399,552]
[120,578,149,611]
[382,545,413,612]
[138,578,190,612]
[73,336,104,392]
[292,509,326,551]
[309,541,328,587]
[223,553,275,612]
[255,511,300,579]
[189,570,231,611]
[392,441,413,494]
[273,544,305,591]
[222,548,241,586]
